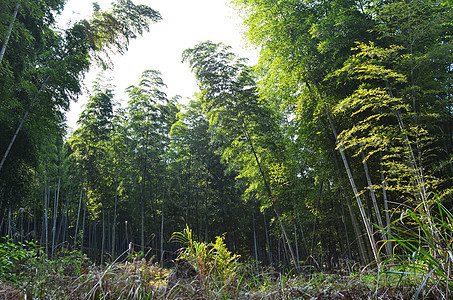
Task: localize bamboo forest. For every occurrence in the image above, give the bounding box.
[0,0,452,298]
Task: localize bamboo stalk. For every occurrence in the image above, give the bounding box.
[326,109,379,261]
[0,1,21,65]
[0,75,50,174]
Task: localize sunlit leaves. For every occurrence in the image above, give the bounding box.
[83,0,162,68]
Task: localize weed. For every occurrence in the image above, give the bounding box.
[168,226,241,298]
[0,237,38,282]
[379,198,453,298]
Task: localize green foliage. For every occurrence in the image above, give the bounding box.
[381,198,453,296]
[83,0,162,68]
[0,238,38,282]
[170,226,241,294]
[20,248,91,298]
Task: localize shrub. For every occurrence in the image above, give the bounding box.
[169,226,241,298]
[0,237,38,282]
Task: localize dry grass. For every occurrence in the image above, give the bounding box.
[3,256,445,299]
[1,227,449,299]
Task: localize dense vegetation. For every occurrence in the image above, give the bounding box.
[0,0,452,298]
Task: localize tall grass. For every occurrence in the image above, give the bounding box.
[381,198,453,298]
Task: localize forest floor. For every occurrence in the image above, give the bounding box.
[0,237,443,299]
[0,255,439,299]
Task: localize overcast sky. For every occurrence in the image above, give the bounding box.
[59,0,259,131]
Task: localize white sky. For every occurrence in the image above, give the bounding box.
[59,0,259,131]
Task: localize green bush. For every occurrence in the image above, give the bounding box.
[0,237,38,282]
[170,226,241,297]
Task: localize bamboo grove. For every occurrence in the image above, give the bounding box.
[0,0,452,273]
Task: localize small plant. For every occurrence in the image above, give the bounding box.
[0,237,39,282]
[169,226,241,298]
[381,198,453,298]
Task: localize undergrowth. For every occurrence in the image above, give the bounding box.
[378,198,453,299]
[0,223,449,299]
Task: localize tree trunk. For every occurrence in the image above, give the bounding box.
[0,1,21,65]
[74,182,84,247]
[44,175,49,255]
[252,213,258,264]
[141,191,145,254]
[340,195,352,259]
[243,126,299,271]
[58,183,71,249]
[331,146,368,263]
[263,212,273,266]
[310,181,323,255]
[326,109,379,261]
[0,209,6,236]
[160,169,165,264]
[112,178,118,257]
[101,210,105,265]
[7,209,11,240]
[0,76,50,174]
[379,151,392,252]
[294,217,300,265]
[296,213,308,259]
[81,194,86,253]
[360,150,391,255]
[51,177,60,258]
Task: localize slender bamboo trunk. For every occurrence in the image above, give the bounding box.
[111,128,119,258]
[125,221,129,252]
[205,191,209,243]
[293,200,300,263]
[44,176,49,255]
[332,148,368,263]
[33,202,37,242]
[252,213,258,263]
[243,127,298,270]
[294,218,300,265]
[81,193,86,253]
[101,210,105,265]
[141,194,145,253]
[74,182,84,247]
[160,169,165,264]
[7,209,11,240]
[107,213,111,257]
[263,212,273,266]
[0,1,21,65]
[326,110,379,261]
[0,209,6,236]
[51,177,60,258]
[0,76,50,174]
[112,178,118,257]
[310,181,323,255]
[296,213,308,258]
[340,196,352,259]
[141,120,149,254]
[141,160,147,254]
[88,221,92,259]
[19,208,23,242]
[360,150,391,255]
[379,151,392,252]
[58,183,71,249]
